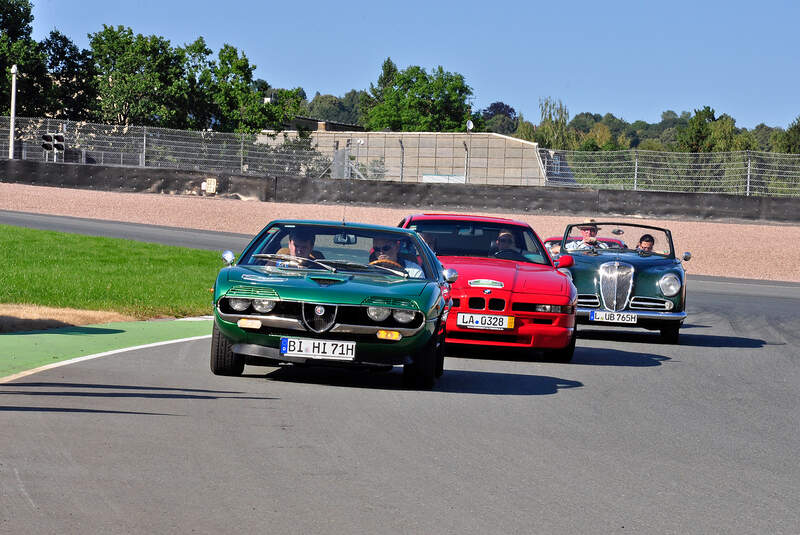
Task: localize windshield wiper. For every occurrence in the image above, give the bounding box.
[253,254,336,273]
[325,260,409,278]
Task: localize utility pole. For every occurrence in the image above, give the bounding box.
[8,65,18,159]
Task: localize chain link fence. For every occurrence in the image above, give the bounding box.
[2,116,799,196]
[540,149,800,196]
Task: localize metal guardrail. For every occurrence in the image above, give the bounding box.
[2,116,799,196]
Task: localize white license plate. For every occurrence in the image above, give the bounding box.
[456,313,514,330]
[280,337,356,360]
[590,311,638,324]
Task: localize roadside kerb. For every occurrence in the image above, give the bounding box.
[1,318,213,381]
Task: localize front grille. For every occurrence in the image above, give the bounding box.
[451,298,461,307]
[630,296,673,311]
[301,303,337,333]
[362,296,415,308]
[488,298,505,311]
[577,294,600,307]
[225,286,279,299]
[468,297,485,309]
[599,262,634,312]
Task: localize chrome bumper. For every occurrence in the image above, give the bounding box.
[231,343,408,367]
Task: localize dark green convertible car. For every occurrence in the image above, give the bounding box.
[210,220,454,388]
[554,221,691,343]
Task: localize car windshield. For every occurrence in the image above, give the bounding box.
[554,223,673,257]
[238,223,433,279]
[405,219,550,266]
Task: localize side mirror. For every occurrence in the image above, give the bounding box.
[555,255,574,269]
[683,252,692,262]
[442,268,458,284]
[222,250,235,266]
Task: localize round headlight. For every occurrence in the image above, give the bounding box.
[228,298,250,311]
[658,273,682,297]
[252,299,276,313]
[392,309,416,324]
[367,306,391,322]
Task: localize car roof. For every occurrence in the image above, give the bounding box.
[406,213,530,227]
[272,219,418,236]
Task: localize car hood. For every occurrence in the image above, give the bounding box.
[223,265,431,304]
[440,256,569,296]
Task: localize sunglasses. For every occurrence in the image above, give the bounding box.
[374,244,395,252]
[497,237,513,244]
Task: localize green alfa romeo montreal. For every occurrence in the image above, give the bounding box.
[210,220,455,389]
[555,221,691,343]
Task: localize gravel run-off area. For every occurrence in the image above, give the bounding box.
[1,182,799,283]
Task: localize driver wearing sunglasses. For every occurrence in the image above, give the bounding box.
[372,237,424,278]
[495,230,519,252]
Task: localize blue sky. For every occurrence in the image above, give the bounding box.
[30,0,799,129]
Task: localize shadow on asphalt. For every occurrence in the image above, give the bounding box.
[0,406,177,415]
[0,382,276,401]
[448,345,670,367]
[1,321,126,335]
[578,328,766,348]
[255,366,583,395]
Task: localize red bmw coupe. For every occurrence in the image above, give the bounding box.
[399,214,578,361]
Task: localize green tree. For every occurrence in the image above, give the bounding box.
[1,0,49,115]
[365,64,473,132]
[89,25,186,126]
[676,106,716,152]
[773,115,800,153]
[360,57,397,120]
[513,112,536,141]
[535,97,576,150]
[176,37,216,130]
[568,112,600,133]
[40,30,98,120]
[306,90,364,125]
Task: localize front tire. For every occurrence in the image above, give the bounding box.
[548,326,576,363]
[404,332,438,390]
[210,323,244,376]
[660,322,681,344]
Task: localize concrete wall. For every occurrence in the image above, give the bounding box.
[1,159,797,223]
[256,131,546,186]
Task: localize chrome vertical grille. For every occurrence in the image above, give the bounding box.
[598,262,634,312]
[301,303,338,333]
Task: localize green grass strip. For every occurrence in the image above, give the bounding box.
[0,224,225,318]
[0,319,213,378]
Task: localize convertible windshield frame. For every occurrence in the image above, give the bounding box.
[560,222,675,258]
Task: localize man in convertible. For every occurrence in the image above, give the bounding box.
[371,237,424,278]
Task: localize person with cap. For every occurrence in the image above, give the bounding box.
[565,219,609,251]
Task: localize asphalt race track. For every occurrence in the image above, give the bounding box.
[2,214,799,534]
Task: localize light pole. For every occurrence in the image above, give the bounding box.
[8,64,18,160]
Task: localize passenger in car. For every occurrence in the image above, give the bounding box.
[637,234,655,253]
[371,237,424,278]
